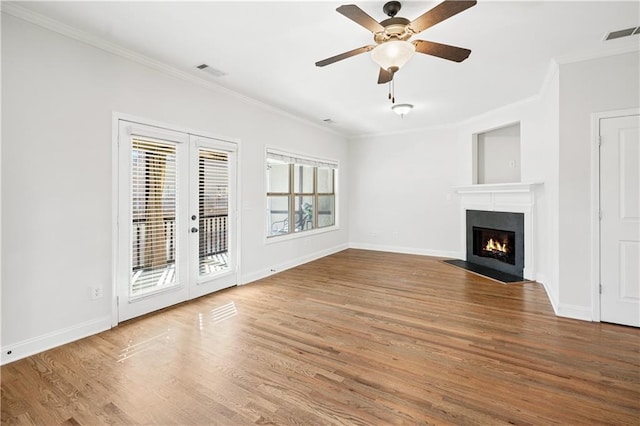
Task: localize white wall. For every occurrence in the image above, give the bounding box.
[456,73,558,302]
[529,66,560,308]
[558,52,640,318]
[348,126,461,258]
[1,14,348,363]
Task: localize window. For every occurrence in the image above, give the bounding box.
[266,149,337,237]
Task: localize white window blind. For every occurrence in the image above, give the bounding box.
[198,148,229,275]
[130,138,178,296]
[266,149,338,169]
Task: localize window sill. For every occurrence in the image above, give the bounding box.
[265,225,339,244]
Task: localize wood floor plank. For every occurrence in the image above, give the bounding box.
[2,249,639,425]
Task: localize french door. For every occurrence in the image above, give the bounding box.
[116,120,237,322]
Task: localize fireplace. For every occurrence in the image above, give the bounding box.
[453,182,541,282]
[473,227,515,265]
[466,210,524,278]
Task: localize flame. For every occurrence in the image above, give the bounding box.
[485,238,507,253]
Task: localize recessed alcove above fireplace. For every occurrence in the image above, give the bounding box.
[452,182,542,282]
[473,122,521,185]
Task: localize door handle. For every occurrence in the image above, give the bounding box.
[191,227,198,233]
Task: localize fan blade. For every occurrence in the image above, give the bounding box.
[378,68,394,84]
[337,5,385,33]
[315,45,375,67]
[408,0,477,34]
[413,40,471,62]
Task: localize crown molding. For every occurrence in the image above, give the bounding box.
[349,120,459,140]
[554,42,640,65]
[456,93,541,128]
[1,2,346,138]
[539,59,559,97]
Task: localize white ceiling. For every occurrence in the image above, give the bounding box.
[11,1,640,136]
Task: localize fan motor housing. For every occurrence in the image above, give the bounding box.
[383,1,402,17]
[374,17,412,43]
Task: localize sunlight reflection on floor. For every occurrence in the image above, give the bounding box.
[198,301,238,331]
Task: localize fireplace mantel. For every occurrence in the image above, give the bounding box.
[455,182,542,194]
[454,182,543,281]
[455,182,542,211]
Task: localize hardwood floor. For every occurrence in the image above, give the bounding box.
[2,249,639,425]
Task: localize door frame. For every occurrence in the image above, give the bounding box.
[111,112,241,327]
[590,107,639,322]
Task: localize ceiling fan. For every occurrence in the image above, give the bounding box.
[316,0,477,84]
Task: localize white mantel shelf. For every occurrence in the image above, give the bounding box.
[455,182,543,211]
[455,182,543,194]
[454,182,543,281]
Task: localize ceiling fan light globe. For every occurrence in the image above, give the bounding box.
[371,40,415,71]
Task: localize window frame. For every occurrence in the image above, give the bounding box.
[266,148,338,241]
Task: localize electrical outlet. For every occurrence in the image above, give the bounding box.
[91,285,103,300]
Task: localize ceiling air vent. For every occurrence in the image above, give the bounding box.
[604,27,640,41]
[195,64,227,77]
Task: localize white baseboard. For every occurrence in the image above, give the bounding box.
[556,303,593,322]
[537,275,560,316]
[532,274,591,322]
[537,276,593,323]
[535,272,547,285]
[240,243,349,285]
[1,315,112,366]
[348,242,461,259]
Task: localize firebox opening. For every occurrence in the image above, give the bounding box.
[472,226,516,265]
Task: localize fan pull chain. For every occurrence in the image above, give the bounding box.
[392,79,395,103]
[388,79,395,103]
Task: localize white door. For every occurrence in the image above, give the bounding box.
[188,136,237,299]
[116,121,237,322]
[600,114,640,327]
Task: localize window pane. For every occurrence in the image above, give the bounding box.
[317,168,333,193]
[294,196,314,232]
[267,160,289,193]
[268,196,290,236]
[294,164,314,193]
[318,195,335,228]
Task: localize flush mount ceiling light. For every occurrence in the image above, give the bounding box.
[392,103,413,118]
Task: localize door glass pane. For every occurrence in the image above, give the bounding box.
[199,149,229,276]
[318,195,335,228]
[131,138,178,296]
[267,159,289,193]
[268,196,290,236]
[294,195,314,232]
[294,165,314,193]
